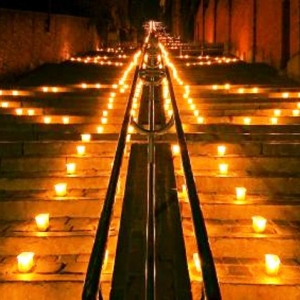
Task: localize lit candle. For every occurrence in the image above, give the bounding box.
[101,117,108,124]
[243,117,251,125]
[128,125,134,133]
[108,103,113,109]
[12,90,19,96]
[194,110,199,117]
[224,83,230,90]
[35,213,50,231]
[217,145,226,156]
[126,134,131,142]
[97,126,104,134]
[16,108,23,115]
[238,88,244,94]
[81,83,87,89]
[219,163,228,175]
[282,92,289,98]
[17,252,35,273]
[27,109,35,116]
[44,116,52,124]
[54,183,67,197]
[252,216,267,233]
[265,254,280,276]
[66,163,76,175]
[274,109,281,117]
[52,87,58,93]
[252,87,258,93]
[193,253,201,272]
[81,133,91,142]
[1,102,9,108]
[77,145,86,156]
[197,116,204,124]
[292,109,299,116]
[42,86,49,92]
[62,116,69,124]
[171,144,180,156]
[270,117,278,125]
[102,110,108,117]
[236,187,247,201]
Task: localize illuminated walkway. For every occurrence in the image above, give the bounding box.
[0,42,299,299]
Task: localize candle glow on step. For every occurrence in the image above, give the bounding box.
[265,254,280,275]
[274,109,281,117]
[270,117,278,125]
[171,144,180,156]
[27,109,35,116]
[217,145,226,156]
[44,116,52,124]
[16,108,23,115]
[62,116,69,124]
[97,126,104,134]
[1,102,9,108]
[81,133,91,142]
[35,213,50,231]
[17,252,35,273]
[101,117,108,124]
[252,216,267,233]
[77,145,86,156]
[292,109,300,116]
[66,163,76,175]
[219,163,228,175]
[236,187,247,201]
[193,253,201,272]
[54,183,67,197]
[197,116,204,124]
[243,117,251,125]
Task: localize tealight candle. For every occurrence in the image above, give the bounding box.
[16,108,23,115]
[102,110,108,117]
[35,213,50,231]
[44,116,52,124]
[238,88,244,94]
[101,117,108,124]
[274,109,281,117]
[265,254,280,275]
[236,187,247,201]
[66,163,76,175]
[171,144,180,156]
[219,163,228,175]
[62,116,69,124]
[17,252,35,273]
[197,116,204,124]
[81,133,91,142]
[292,109,300,116]
[193,253,201,272]
[243,117,251,125]
[217,145,226,156]
[108,103,113,109]
[252,216,267,233]
[270,117,278,125]
[252,87,258,93]
[194,110,199,117]
[27,109,35,116]
[97,126,104,134]
[128,125,134,133]
[12,90,19,96]
[54,183,67,197]
[282,92,289,98]
[42,86,48,92]
[77,145,86,156]
[1,102,9,108]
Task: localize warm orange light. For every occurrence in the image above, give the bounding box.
[35,213,50,231]
[27,109,35,116]
[265,254,280,276]
[44,116,52,124]
[292,109,300,116]
[270,117,278,125]
[102,110,108,117]
[54,183,67,197]
[66,163,76,175]
[97,126,104,134]
[238,88,244,94]
[171,144,180,156]
[236,187,247,201]
[217,145,226,156]
[194,110,199,117]
[193,253,201,272]
[197,116,204,124]
[252,216,267,233]
[62,116,70,124]
[16,108,23,115]
[17,252,35,273]
[282,92,289,98]
[1,102,9,108]
[243,117,251,125]
[219,163,228,175]
[101,117,108,124]
[81,133,91,142]
[76,145,86,156]
[274,109,281,117]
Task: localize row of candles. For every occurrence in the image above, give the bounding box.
[161,44,282,277]
[14,49,142,275]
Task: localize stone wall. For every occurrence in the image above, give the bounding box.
[0,9,99,81]
[194,0,300,81]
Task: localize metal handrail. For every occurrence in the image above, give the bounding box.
[165,67,222,300]
[82,65,139,300]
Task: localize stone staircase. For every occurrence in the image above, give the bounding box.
[0,51,134,299]
[169,55,300,299]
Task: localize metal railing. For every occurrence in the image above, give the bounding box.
[165,66,222,300]
[82,66,139,300]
